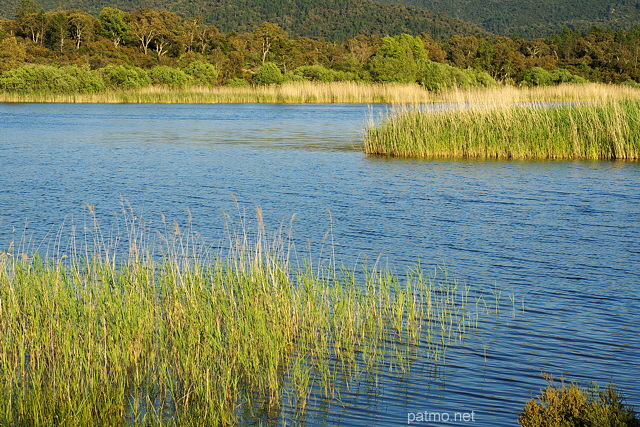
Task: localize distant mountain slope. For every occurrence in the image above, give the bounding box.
[0,0,489,40]
[378,0,640,37]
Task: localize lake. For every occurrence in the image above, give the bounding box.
[1,103,639,426]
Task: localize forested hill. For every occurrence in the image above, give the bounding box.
[379,0,640,38]
[0,0,488,40]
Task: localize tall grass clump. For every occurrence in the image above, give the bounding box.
[0,205,501,426]
[519,374,640,426]
[364,101,640,160]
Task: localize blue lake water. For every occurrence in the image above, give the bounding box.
[1,103,639,425]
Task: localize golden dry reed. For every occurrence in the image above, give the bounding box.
[2,81,639,104]
[0,205,501,426]
[364,100,640,160]
[0,82,435,104]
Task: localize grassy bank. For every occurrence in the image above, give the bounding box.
[0,81,435,104]
[0,207,496,426]
[364,101,640,160]
[1,82,640,104]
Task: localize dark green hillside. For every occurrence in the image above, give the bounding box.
[0,0,488,40]
[379,0,640,37]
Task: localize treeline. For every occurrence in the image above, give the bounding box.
[0,2,639,93]
[0,0,488,41]
[380,0,640,39]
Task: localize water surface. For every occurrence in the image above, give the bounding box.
[1,103,639,426]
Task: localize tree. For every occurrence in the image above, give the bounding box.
[367,34,427,83]
[46,12,69,53]
[195,24,222,54]
[0,36,26,73]
[128,8,161,55]
[17,10,47,44]
[183,61,219,86]
[67,10,95,50]
[253,61,282,85]
[99,7,129,48]
[252,22,288,64]
[445,35,480,69]
[152,11,180,58]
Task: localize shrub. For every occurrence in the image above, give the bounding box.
[293,65,335,82]
[253,62,282,85]
[550,68,587,84]
[60,65,106,93]
[0,64,106,93]
[183,61,219,87]
[520,67,587,86]
[416,61,494,91]
[225,77,250,87]
[367,34,427,83]
[519,374,640,427]
[99,64,151,89]
[148,66,193,89]
[622,79,640,88]
[520,67,554,87]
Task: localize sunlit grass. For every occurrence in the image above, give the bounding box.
[0,204,501,426]
[1,82,639,104]
[364,101,640,160]
[0,82,435,104]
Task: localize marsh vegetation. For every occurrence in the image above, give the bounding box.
[0,206,504,426]
[364,92,640,160]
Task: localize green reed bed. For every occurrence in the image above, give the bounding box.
[364,101,640,160]
[0,209,497,426]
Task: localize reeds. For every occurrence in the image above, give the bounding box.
[3,82,637,104]
[364,101,640,160]
[0,206,497,426]
[0,82,435,104]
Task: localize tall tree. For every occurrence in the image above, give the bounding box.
[67,10,94,50]
[128,8,161,55]
[252,22,288,64]
[46,11,69,53]
[99,7,129,48]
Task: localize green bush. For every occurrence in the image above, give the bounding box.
[519,374,640,427]
[60,65,106,93]
[282,71,306,83]
[293,65,335,82]
[225,77,250,87]
[416,61,495,91]
[253,62,283,85]
[520,67,587,86]
[183,61,219,87]
[520,67,554,87]
[622,79,640,88]
[99,64,151,89]
[550,68,587,84]
[367,34,427,83]
[148,66,193,89]
[0,64,106,93]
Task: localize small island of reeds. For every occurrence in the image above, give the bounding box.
[364,100,640,160]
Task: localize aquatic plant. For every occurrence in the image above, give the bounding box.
[0,205,498,426]
[364,101,640,160]
[519,374,640,426]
